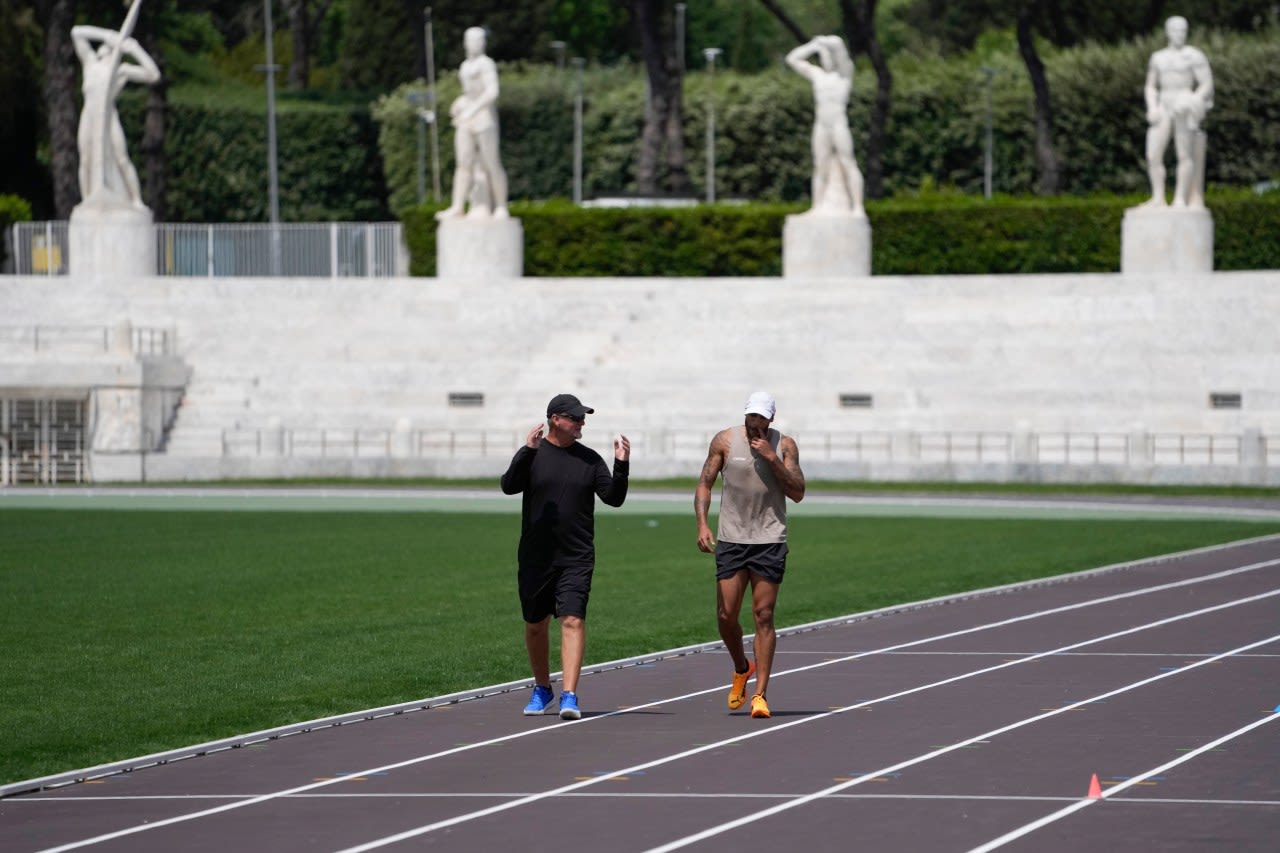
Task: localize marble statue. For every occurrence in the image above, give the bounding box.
[785,35,865,217]
[436,27,509,220]
[1143,16,1214,209]
[72,19,160,208]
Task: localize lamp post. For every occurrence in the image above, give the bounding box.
[980,66,998,200]
[703,47,722,204]
[255,0,282,275]
[572,57,585,205]
[675,4,686,72]
[424,7,441,202]
[551,40,566,70]
[406,91,433,205]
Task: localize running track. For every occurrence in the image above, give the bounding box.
[2,492,1279,851]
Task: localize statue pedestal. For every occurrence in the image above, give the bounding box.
[69,204,155,278]
[1121,206,1213,274]
[436,217,523,278]
[783,213,872,278]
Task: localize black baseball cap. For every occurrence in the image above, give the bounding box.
[547,393,594,418]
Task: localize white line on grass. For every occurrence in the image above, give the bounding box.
[5,487,1280,522]
[965,710,1280,853]
[29,562,1280,852]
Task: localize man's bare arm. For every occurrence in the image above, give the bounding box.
[694,431,729,551]
[773,436,806,503]
[695,431,728,524]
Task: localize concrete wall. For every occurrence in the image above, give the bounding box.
[2,269,1278,482]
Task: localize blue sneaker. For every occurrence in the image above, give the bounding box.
[523,684,555,716]
[559,691,581,720]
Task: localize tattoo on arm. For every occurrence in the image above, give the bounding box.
[694,433,728,521]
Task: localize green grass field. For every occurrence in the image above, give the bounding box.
[2,505,1279,786]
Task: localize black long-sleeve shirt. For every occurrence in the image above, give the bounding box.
[500,439,629,568]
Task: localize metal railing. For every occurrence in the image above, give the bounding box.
[9,222,405,278]
[1150,433,1241,465]
[917,431,1012,463]
[1032,432,1131,465]
[9,222,68,275]
[222,428,526,459]
[807,431,895,462]
[213,427,1280,469]
[0,398,88,484]
[0,324,172,356]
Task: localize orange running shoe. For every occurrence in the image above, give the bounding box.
[750,694,771,719]
[727,660,756,710]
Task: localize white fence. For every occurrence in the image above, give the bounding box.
[216,426,1280,468]
[8,222,406,278]
[0,324,173,356]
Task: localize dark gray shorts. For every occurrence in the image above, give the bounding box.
[518,563,593,622]
[714,541,788,583]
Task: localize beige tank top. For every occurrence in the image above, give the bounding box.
[717,427,788,544]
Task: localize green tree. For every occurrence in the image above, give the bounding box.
[34,0,79,218]
[340,0,417,90]
[621,0,691,195]
[548,0,633,64]
[341,0,557,91]
[284,0,336,89]
[0,0,48,213]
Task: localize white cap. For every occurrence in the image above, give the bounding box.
[744,391,776,419]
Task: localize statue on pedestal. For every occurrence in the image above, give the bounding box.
[786,35,865,217]
[71,2,160,211]
[1143,16,1214,209]
[436,27,510,220]
[67,0,160,278]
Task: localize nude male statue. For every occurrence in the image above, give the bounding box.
[72,23,160,207]
[1144,16,1214,208]
[436,27,509,220]
[785,35,865,217]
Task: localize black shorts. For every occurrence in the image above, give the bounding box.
[518,563,593,623]
[714,541,788,583]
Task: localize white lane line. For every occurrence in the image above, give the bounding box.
[644,633,1280,853]
[780,650,1280,658]
[966,709,1280,853]
[11,534,1272,801]
[31,562,1279,853]
[711,558,1280,687]
[331,593,1280,853]
[20,792,1280,806]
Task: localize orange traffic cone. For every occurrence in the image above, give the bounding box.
[1087,773,1103,799]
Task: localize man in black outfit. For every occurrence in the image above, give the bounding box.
[501,393,630,720]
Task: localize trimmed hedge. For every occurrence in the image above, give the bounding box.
[400,190,1280,276]
[0,193,33,270]
[121,88,390,223]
